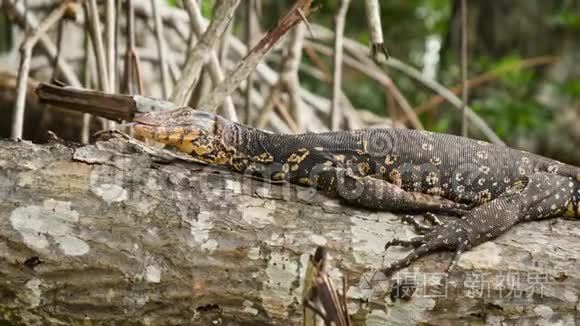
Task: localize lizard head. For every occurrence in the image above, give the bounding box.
[133,106,216,128]
[133,107,227,161]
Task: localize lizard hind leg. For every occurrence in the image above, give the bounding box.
[381,176,533,277]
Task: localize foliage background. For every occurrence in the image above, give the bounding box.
[214,0,580,163]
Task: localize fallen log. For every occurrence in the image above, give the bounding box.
[0,139,578,325]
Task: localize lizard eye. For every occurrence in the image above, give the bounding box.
[181,110,191,117]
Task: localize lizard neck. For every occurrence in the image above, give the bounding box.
[195,117,277,170]
[223,122,280,169]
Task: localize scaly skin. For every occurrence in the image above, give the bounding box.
[133,108,580,274]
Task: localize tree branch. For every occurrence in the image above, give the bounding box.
[460,0,469,137]
[170,0,241,106]
[151,0,171,98]
[10,0,76,139]
[182,0,238,121]
[86,0,110,93]
[197,0,316,114]
[330,0,350,131]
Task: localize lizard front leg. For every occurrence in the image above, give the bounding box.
[314,166,470,216]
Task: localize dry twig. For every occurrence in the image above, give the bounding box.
[123,0,144,95]
[279,23,306,131]
[86,0,110,93]
[364,0,389,61]
[171,0,241,106]
[274,96,300,133]
[5,1,82,88]
[182,0,238,121]
[460,0,468,137]
[151,0,171,98]
[197,0,316,114]
[330,0,350,131]
[105,0,116,92]
[49,18,64,83]
[243,0,256,124]
[11,1,77,139]
[309,24,503,144]
[308,41,423,130]
[254,84,282,130]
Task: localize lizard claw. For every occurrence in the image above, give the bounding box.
[384,236,425,250]
[424,212,443,226]
[382,221,471,276]
[401,212,446,234]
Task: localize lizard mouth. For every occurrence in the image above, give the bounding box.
[132,113,167,140]
[133,113,161,127]
[133,117,163,140]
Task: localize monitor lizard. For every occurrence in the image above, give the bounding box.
[133,107,580,276]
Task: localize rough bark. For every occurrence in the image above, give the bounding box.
[0,139,579,325]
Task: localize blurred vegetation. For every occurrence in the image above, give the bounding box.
[208,0,578,145]
[6,0,578,151]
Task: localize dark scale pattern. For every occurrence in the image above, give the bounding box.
[134,109,580,275]
[241,127,578,205]
[233,123,580,274]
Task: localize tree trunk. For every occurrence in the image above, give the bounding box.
[0,139,579,325]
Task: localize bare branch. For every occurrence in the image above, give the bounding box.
[254,26,309,134]
[105,0,116,92]
[82,29,96,144]
[460,0,468,137]
[330,0,350,131]
[243,0,256,124]
[182,0,238,121]
[274,102,299,133]
[11,1,74,139]
[5,0,82,87]
[151,0,171,98]
[218,3,235,69]
[255,84,282,130]
[308,41,423,130]
[197,0,316,114]
[279,23,306,131]
[49,19,64,83]
[364,0,389,61]
[308,23,504,145]
[123,0,144,95]
[171,0,241,106]
[86,0,110,93]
